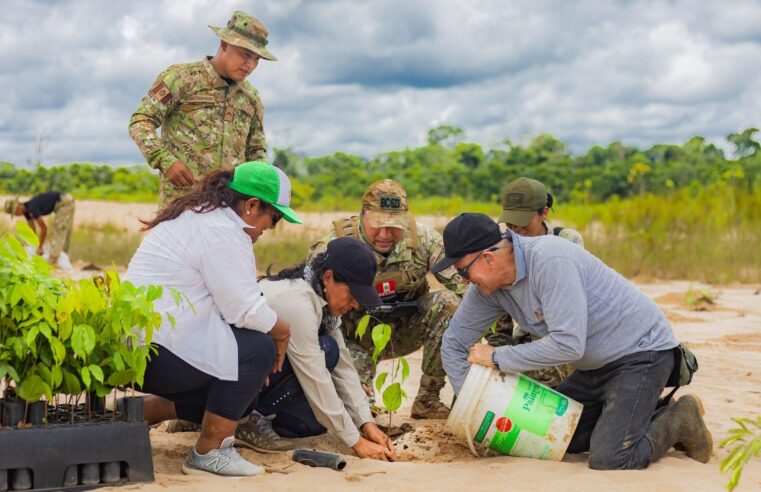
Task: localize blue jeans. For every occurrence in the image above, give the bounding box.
[257,335,340,438]
[557,349,674,470]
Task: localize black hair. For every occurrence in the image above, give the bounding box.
[537,192,555,215]
[262,252,349,336]
[141,169,277,230]
[262,252,348,298]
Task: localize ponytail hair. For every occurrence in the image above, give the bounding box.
[142,169,258,230]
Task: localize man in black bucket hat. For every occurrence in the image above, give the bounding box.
[130,10,277,205]
[435,213,713,470]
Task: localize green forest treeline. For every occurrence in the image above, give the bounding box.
[1,126,760,281]
[1,126,759,209]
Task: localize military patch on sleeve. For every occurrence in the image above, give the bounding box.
[150,82,173,105]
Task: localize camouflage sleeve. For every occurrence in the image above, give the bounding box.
[418,222,467,296]
[306,230,338,261]
[128,67,184,172]
[245,90,267,162]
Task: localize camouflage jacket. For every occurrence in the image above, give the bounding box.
[128,57,267,203]
[308,215,467,301]
[544,220,584,247]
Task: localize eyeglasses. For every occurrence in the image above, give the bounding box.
[456,246,502,280]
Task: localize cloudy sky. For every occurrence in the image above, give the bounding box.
[1,0,760,166]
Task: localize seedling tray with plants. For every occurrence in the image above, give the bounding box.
[0,223,174,491]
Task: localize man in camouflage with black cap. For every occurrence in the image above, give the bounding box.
[129,10,276,205]
[308,180,464,419]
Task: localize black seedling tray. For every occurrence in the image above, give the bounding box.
[0,399,153,491]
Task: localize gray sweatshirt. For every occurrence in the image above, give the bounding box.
[442,231,678,394]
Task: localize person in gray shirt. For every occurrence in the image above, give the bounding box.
[433,213,712,470]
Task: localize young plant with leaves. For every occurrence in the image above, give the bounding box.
[355,314,411,426]
[720,416,761,492]
[1,221,175,422]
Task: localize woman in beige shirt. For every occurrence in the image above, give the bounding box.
[255,237,397,461]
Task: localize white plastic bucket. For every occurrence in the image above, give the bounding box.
[445,364,583,461]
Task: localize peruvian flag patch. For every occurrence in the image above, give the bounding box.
[376,280,396,298]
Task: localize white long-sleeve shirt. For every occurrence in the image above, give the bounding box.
[259,278,374,447]
[124,207,277,380]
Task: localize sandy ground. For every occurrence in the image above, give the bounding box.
[92,281,760,492]
[4,199,760,490]
[0,197,453,236]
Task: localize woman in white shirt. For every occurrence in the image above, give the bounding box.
[253,237,397,461]
[125,161,300,477]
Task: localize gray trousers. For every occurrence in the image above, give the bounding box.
[557,349,674,470]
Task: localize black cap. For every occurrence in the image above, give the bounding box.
[432,213,502,273]
[325,237,382,307]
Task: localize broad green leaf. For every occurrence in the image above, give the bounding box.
[0,362,20,383]
[89,364,104,383]
[72,324,96,357]
[24,325,40,348]
[107,370,135,387]
[375,372,388,392]
[147,284,163,301]
[58,316,73,341]
[17,374,51,402]
[81,366,92,389]
[37,364,53,387]
[5,234,29,258]
[15,221,39,248]
[61,370,82,395]
[371,323,391,364]
[93,381,111,398]
[49,337,66,364]
[382,382,403,412]
[400,357,410,382]
[51,365,63,388]
[166,312,176,329]
[355,315,371,340]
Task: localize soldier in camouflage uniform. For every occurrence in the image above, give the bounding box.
[487,177,585,387]
[129,11,275,205]
[308,180,465,419]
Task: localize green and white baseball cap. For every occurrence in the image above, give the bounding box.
[228,161,302,224]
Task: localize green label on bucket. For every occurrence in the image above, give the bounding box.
[489,422,522,454]
[555,397,568,416]
[506,376,566,437]
[474,411,495,443]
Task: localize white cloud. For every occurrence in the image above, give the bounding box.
[0,0,758,166]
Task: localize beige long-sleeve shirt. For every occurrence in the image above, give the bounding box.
[259,278,374,447]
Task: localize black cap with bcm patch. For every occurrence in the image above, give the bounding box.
[431,213,503,273]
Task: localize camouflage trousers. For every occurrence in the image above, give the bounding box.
[486,314,574,388]
[48,194,75,261]
[342,290,460,387]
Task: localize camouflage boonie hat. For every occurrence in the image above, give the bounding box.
[209,11,277,61]
[3,198,19,215]
[361,179,408,230]
[498,177,548,227]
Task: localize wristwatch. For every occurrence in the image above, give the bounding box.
[491,351,498,369]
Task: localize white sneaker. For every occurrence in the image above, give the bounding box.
[181,436,264,477]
